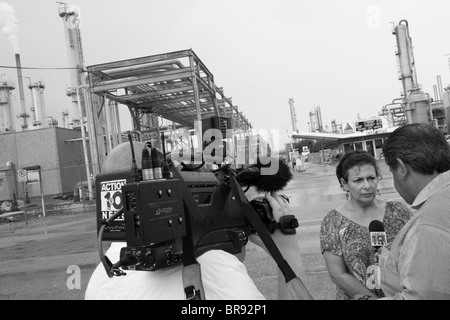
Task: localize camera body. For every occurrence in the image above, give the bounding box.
[118,178,186,271]
[96,167,281,272]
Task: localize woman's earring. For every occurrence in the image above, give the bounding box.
[377,189,381,197]
[345,190,349,201]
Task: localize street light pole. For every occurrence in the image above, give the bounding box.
[75,86,94,201]
[38,168,46,217]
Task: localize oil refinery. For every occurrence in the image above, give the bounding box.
[0,3,450,211]
[291,19,450,162]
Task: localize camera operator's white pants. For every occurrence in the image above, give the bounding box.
[85,242,265,300]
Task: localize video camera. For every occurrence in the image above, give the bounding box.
[96,135,297,277]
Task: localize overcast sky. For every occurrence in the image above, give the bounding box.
[1,0,450,146]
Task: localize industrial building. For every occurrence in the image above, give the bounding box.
[0,127,86,201]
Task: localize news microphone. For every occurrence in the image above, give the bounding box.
[236,157,293,193]
[366,220,386,294]
[368,220,387,249]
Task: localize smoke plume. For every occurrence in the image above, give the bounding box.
[0,2,20,53]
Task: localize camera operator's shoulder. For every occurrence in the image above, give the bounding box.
[198,250,265,300]
[197,250,242,268]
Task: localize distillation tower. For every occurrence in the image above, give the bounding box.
[309,104,323,132]
[58,3,84,126]
[392,20,431,125]
[28,80,47,128]
[288,97,298,133]
[0,81,15,133]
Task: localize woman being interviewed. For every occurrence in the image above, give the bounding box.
[320,150,412,300]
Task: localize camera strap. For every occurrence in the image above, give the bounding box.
[228,174,312,300]
[181,212,205,300]
[170,167,206,300]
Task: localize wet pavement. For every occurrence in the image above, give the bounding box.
[0,160,405,300]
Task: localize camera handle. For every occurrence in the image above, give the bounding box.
[228,174,313,300]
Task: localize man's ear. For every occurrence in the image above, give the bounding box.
[396,158,409,180]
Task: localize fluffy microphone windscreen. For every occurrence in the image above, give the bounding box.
[254,157,293,193]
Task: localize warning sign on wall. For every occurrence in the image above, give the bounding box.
[100,179,126,221]
[18,169,27,182]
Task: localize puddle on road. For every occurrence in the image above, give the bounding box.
[0,215,97,249]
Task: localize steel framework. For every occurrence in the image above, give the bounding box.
[86,49,252,173]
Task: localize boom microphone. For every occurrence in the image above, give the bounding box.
[368,220,387,249]
[236,157,293,193]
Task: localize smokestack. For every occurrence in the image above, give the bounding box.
[437,75,443,101]
[433,85,439,101]
[15,53,28,130]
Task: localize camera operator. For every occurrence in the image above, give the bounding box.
[85,141,306,300]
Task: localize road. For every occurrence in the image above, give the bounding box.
[0,161,404,300]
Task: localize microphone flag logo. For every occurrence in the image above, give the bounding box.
[370,231,387,247]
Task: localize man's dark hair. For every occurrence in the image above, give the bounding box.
[382,123,450,175]
[336,150,381,187]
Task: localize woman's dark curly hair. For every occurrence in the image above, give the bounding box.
[336,150,381,188]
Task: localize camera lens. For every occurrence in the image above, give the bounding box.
[146,253,155,265]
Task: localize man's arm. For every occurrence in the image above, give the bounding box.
[380,224,450,300]
[250,191,311,299]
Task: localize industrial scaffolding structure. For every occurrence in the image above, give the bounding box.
[85,49,253,175]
